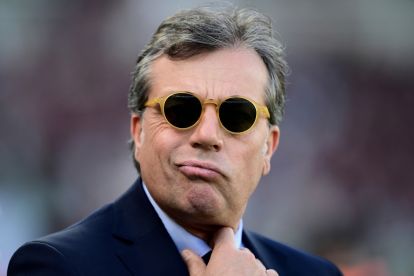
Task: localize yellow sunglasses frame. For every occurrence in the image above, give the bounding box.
[145,92,270,134]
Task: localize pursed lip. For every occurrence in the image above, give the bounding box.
[176,160,226,179]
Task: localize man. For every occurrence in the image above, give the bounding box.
[8,6,342,276]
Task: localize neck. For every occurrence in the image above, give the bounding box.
[181,222,236,245]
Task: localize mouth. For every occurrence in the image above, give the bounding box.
[176,160,225,181]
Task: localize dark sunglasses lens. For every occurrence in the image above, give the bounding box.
[219,98,257,133]
[164,93,202,128]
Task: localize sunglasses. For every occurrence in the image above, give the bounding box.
[145,92,270,134]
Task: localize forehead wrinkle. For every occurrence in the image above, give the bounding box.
[198,75,242,101]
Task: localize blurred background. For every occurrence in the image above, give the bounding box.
[1,0,413,275]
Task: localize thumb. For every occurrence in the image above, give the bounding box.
[181,249,206,276]
[211,227,235,250]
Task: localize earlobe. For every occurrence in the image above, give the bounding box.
[262,126,280,175]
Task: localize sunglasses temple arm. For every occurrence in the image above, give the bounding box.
[258,106,270,118]
[145,97,162,107]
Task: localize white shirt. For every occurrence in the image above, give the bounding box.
[143,183,244,257]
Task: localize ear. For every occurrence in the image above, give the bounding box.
[130,113,143,159]
[262,125,280,175]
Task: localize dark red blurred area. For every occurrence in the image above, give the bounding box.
[1,1,413,275]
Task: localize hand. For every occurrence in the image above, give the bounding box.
[181,227,278,276]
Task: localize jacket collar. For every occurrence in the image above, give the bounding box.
[112,178,188,275]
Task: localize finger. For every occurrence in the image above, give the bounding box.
[266,268,279,275]
[181,249,206,276]
[255,258,266,271]
[239,247,257,262]
[211,227,235,249]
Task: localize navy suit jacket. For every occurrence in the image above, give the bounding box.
[8,179,342,275]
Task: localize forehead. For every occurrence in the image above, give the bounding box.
[148,47,268,102]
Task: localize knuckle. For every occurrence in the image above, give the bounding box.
[256,258,265,267]
[241,248,255,259]
[266,269,278,275]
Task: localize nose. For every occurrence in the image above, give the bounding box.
[189,105,224,151]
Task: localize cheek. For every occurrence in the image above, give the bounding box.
[136,118,177,166]
[229,140,266,193]
[237,137,266,171]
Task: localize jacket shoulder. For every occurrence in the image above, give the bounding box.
[8,203,117,275]
[36,203,114,252]
[8,241,79,276]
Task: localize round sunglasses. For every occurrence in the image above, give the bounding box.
[145,92,270,134]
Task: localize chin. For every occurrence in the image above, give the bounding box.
[185,184,223,215]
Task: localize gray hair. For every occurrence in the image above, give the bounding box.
[128,6,288,172]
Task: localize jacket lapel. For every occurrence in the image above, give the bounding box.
[242,230,287,274]
[112,179,188,275]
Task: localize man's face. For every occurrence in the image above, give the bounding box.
[131,47,279,236]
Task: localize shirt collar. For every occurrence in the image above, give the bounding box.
[143,182,244,257]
